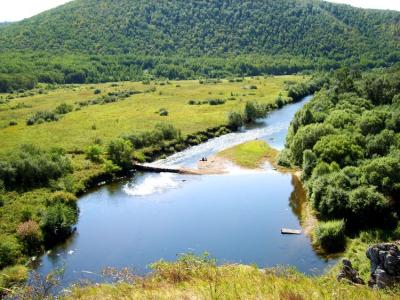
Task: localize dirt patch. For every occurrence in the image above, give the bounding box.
[194,156,230,174]
[302,203,318,237]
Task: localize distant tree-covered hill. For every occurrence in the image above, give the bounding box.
[0,0,399,88]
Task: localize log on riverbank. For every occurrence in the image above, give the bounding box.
[132,162,209,175]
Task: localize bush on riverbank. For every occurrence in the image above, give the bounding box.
[40,202,78,244]
[315,220,346,253]
[16,221,42,255]
[107,138,133,170]
[85,145,103,163]
[227,112,243,131]
[244,101,268,122]
[286,76,326,102]
[0,236,21,269]
[0,265,28,294]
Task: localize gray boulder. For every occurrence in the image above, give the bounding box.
[337,259,365,285]
[366,242,400,289]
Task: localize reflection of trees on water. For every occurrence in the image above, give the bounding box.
[289,175,337,261]
[105,181,125,195]
[288,175,307,220]
[30,231,79,270]
[46,231,79,265]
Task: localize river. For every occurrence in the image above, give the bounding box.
[34,95,335,286]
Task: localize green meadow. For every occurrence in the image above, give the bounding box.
[0,76,303,155]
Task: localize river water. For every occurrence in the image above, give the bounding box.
[34,96,335,286]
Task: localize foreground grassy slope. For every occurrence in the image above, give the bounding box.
[66,256,397,300]
[0,76,301,155]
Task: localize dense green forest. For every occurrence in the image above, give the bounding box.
[0,0,399,90]
[281,66,400,250]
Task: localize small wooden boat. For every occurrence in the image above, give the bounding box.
[281,228,302,235]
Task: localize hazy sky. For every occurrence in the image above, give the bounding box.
[0,0,399,22]
[327,0,400,11]
[0,0,71,22]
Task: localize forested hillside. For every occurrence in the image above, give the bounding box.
[0,0,399,89]
[1,0,399,58]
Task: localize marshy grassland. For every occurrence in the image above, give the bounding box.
[0,76,303,155]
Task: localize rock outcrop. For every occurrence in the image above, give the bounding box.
[366,243,400,289]
[337,259,365,285]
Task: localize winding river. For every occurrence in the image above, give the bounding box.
[34,95,335,286]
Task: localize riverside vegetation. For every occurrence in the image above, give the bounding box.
[279,66,400,258]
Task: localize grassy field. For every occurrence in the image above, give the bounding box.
[218,140,278,169]
[0,76,304,155]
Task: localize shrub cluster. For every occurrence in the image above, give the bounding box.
[85,145,103,163]
[0,144,73,189]
[227,112,244,131]
[107,138,134,170]
[199,79,221,85]
[54,103,73,115]
[76,90,140,107]
[0,236,21,269]
[26,103,73,126]
[26,110,59,125]
[226,101,271,131]
[40,204,78,244]
[244,101,269,122]
[225,79,324,132]
[188,99,226,106]
[16,221,42,254]
[315,220,346,253]
[124,123,181,150]
[286,77,326,102]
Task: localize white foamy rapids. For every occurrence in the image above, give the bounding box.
[152,122,287,168]
[123,173,181,196]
